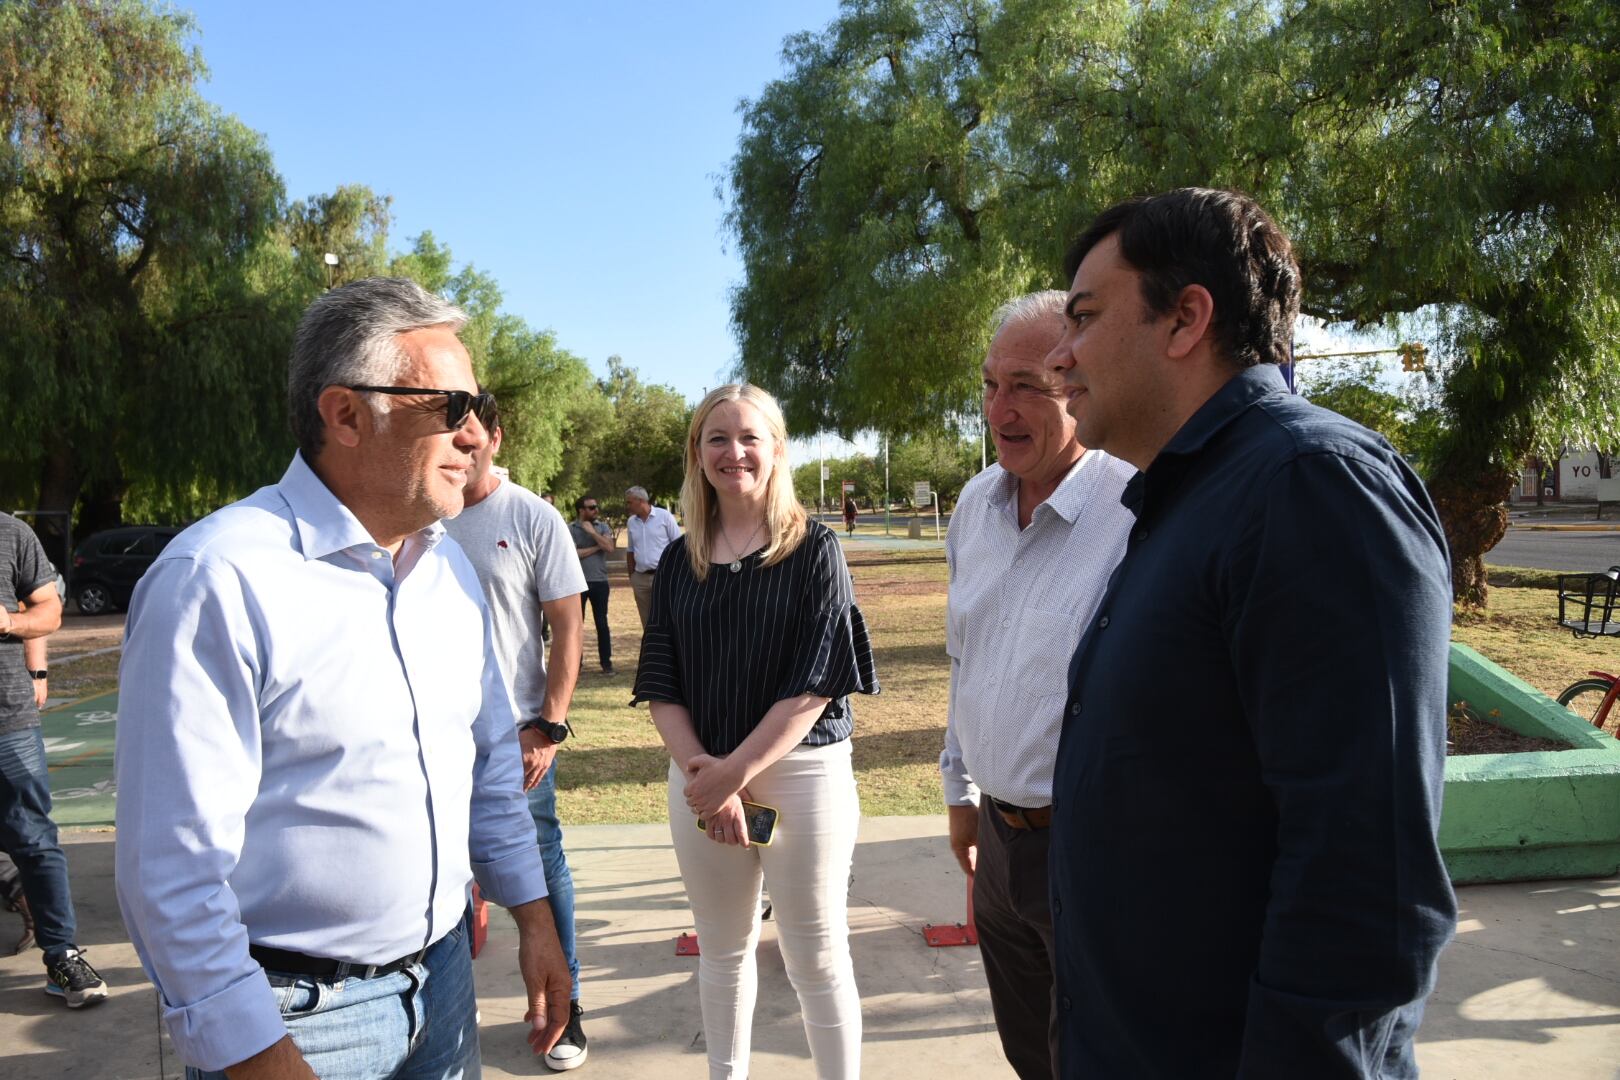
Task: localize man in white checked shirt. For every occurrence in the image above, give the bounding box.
[939,291,1136,1079]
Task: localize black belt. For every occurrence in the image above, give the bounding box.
[248,943,428,981]
[990,798,1053,830]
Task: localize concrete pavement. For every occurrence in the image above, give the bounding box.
[1,818,1616,1078]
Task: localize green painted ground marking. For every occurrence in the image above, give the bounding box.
[41,691,119,828]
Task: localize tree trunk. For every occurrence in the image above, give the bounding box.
[34,440,81,573]
[1427,463,1515,608]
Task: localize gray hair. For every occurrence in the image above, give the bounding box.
[287,277,469,459]
[625,486,650,503]
[990,290,1068,336]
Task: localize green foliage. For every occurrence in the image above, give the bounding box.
[790,431,985,512]
[1299,358,1445,473]
[727,0,1620,601]
[0,0,295,533]
[546,357,690,517]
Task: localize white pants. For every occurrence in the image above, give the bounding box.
[667,740,862,1079]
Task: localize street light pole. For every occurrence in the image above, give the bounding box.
[323,251,339,290]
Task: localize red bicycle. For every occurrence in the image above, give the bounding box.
[1555,566,1620,734]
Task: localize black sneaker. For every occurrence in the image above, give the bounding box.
[601,663,615,675]
[544,1000,588,1071]
[45,947,109,1008]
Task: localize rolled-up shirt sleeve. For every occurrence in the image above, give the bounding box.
[467,605,548,907]
[114,556,285,1072]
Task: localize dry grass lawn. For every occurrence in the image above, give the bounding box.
[46,548,1615,825]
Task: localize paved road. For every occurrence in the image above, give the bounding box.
[1486,529,1620,572]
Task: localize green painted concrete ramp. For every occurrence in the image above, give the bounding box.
[40,691,118,828]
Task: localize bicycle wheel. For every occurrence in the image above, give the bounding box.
[1557,678,1618,730]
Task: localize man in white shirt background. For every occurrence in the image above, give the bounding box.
[623,486,681,628]
[443,397,593,1072]
[939,291,1136,1079]
[116,278,571,1079]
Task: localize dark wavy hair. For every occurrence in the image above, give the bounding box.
[1063,188,1300,368]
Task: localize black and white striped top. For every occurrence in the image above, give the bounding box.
[632,521,878,755]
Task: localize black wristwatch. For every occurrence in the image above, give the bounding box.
[520,717,571,744]
[29,669,47,680]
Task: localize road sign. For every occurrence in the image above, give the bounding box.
[841,480,855,494]
[913,481,931,505]
[821,465,830,481]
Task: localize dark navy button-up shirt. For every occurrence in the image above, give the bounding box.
[1052,365,1457,1078]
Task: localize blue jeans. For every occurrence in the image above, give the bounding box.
[0,724,76,959]
[186,918,479,1080]
[527,762,579,1000]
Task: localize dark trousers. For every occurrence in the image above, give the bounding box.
[580,580,611,668]
[974,797,1059,1080]
[0,724,76,959]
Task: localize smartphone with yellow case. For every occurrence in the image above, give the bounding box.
[696,800,779,846]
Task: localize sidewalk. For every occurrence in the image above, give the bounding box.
[1510,503,1620,533]
[1,818,1616,1078]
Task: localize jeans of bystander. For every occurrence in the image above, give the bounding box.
[528,760,580,1000]
[0,724,76,959]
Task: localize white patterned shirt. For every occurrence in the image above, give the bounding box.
[940,452,1136,807]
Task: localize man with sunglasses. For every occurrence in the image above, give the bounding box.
[569,497,615,675]
[443,397,593,1071]
[116,277,572,1079]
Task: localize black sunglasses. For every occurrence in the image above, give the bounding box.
[583,503,599,510]
[347,385,496,431]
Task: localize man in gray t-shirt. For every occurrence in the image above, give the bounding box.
[568,496,615,674]
[441,412,592,1071]
[0,512,109,1007]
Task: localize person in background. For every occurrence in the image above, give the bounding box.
[570,495,616,675]
[0,512,104,1008]
[633,384,877,1079]
[443,396,592,1072]
[624,485,681,628]
[939,291,1135,1078]
[842,495,858,536]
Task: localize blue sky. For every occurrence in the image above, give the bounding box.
[182,0,1400,449]
[186,0,844,406]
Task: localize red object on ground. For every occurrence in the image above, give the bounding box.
[675,932,701,956]
[923,875,978,947]
[471,885,489,959]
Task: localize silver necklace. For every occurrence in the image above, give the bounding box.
[722,519,765,574]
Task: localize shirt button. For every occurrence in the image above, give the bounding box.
[1098,615,1110,628]
[371,551,383,559]
[1001,618,1011,629]
[1135,528,1149,543]
[1052,897,1062,915]
[1060,995,1072,1011]
[1069,702,1082,716]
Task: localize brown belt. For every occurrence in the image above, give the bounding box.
[991,799,1052,830]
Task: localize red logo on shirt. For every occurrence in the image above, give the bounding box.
[497,540,509,549]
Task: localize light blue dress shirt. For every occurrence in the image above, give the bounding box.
[114,454,547,1071]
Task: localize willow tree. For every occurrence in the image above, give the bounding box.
[0,0,293,544]
[726,0,1620,604]
[1282,0,1620,604]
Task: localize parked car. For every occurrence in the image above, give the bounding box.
[70,526,181,615]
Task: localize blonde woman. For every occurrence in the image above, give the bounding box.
[633,384,877,1078]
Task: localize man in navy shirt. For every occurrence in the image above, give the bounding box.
[1043,188,1456,1077]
